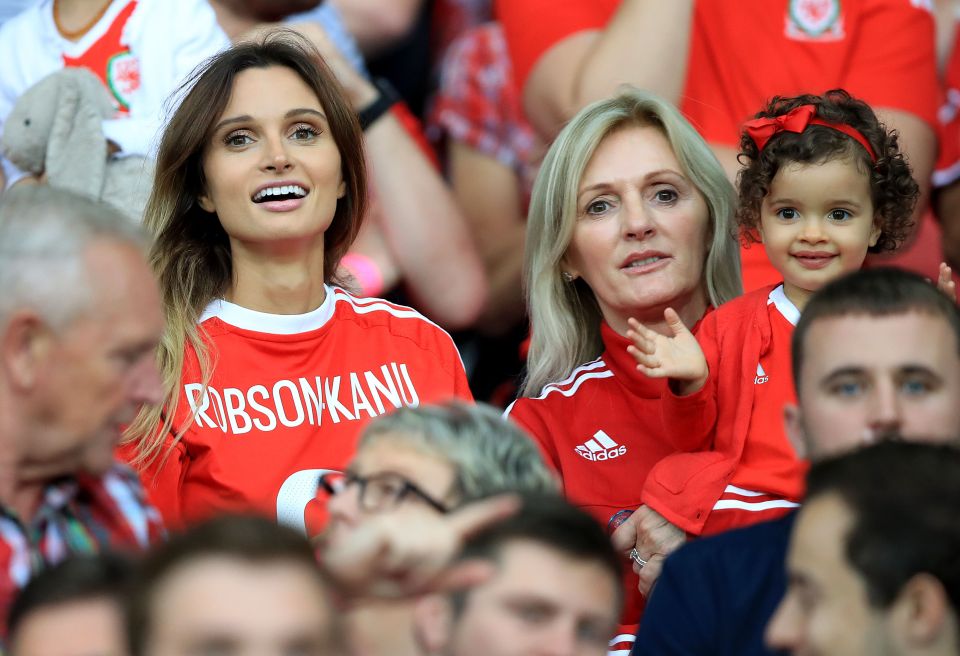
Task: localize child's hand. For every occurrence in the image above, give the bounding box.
[626,309,708,395]
[938,262,956,303]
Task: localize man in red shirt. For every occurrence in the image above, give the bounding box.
[0,187,165,634]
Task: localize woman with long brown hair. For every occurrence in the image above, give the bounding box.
[123,32,471,533]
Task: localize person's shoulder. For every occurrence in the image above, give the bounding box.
[330,287,459,347]
[516,356,612,405]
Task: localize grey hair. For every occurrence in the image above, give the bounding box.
[0,186,146,329]
[359,401,558,504]
[521,87,742,397]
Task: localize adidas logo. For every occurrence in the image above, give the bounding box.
[575,430,627,461]
[755,363,769,385]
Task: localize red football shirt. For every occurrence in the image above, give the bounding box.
[131,287,472,534]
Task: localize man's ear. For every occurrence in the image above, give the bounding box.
[783,403,808,460]
[413,593,455,655]
[0,311,53,391]
[888,573,954,648]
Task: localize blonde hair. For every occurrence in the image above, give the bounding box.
[521,88,741,397]
[124,33,367,466]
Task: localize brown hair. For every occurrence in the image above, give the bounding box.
[124,31,366,466]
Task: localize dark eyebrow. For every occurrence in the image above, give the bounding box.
[213,108,327,133]
[285,108,326,121]
[819,367,866,386]
[766,196,801,206]
[577,169,683,199]
[213,114,253,133]
[897,364,941,377]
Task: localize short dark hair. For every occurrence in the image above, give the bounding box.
[805,441,960,614]
[8,553,133,645]
[792,267,960,391]
[736,89,918,253]
[126,515,337,656]
[451,495,623,615]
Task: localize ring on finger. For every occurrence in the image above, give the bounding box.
[629,548,648,569]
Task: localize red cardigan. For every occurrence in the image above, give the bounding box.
[643,284,805,535]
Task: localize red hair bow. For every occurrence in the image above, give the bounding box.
[743,104,876,162]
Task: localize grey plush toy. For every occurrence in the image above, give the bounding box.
[0,67,153,223]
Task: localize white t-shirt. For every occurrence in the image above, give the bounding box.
[0,0,230,186]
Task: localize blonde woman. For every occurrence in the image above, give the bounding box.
[505,88,740,634]
[122,33,471,532]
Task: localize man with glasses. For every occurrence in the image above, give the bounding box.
[0,187,165,635]
[317,401,557,656]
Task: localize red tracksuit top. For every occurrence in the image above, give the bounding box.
[506,321,717,632]
[644,285,807,538]
[128,287,472,534]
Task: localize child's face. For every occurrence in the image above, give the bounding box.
[758,158,880,310]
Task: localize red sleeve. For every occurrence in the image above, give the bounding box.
[390,101,440,169]
[843,0,939,128]
[935,22,960,188]
[658,311,720,452]
[493,0,616,94]
[659,377,717,452]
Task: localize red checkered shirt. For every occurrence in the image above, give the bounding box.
[430,22,540,205]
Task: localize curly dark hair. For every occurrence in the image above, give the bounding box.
[736,89,918,253]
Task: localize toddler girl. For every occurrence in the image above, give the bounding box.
[628,89,928,537]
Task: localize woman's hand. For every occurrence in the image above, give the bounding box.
[626,308,708,395]
[610,505,686,597]
[937,262,956,303]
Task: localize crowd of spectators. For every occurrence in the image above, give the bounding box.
[1,2,960,656]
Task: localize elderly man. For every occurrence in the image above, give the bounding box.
[767,441,960,655]
[0,187,164,627]
[632,267,960,655]
[320,401,557,656]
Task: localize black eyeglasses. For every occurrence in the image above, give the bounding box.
[318,470,450,514]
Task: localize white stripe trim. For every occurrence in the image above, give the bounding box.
[534,359,608,396]
[536,370,615,399]
[713,499,801,512]
[332,290,466,370]
[505,360,612,414]
[724,484,767,497]
[767,285,800,326]
[933,159,960,189]
[199,284,336,334]
[609,634,635,645]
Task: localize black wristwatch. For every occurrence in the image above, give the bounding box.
[358,77,401,131]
